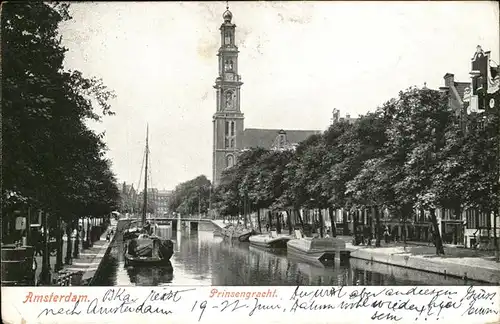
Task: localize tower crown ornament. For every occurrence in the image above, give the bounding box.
[223,4,232,23]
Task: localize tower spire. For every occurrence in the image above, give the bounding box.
[213,2,243,186]
[223,2,232,23]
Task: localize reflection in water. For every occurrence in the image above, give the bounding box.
[93,229,486,286]
[126,265,174,286]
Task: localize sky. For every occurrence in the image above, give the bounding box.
[58,1,499,191]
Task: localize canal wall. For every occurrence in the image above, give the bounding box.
[348,257,481,285]
[87,222,119,285]
[87,218,136,285]
[348,245,500,284]
[198,221,218,231]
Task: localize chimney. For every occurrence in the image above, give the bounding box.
[444,73,455,88]
[331,109,339,123]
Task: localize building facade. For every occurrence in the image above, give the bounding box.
[156,189,173,215]
[120,182,138,214]
[212,6,321,186]
[416,45,500,247]
[462,45,500,248]
[331,108,358,125]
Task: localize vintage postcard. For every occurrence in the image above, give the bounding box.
[1,1,499,323]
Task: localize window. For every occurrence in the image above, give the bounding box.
[224,138,229,148]
[466,209,492,229]
[279,134,285,148]
[224,59,234,71]
[225,91,233,109]
[226,155,234,168]
[480,212,491,228]
[230,138,235,148]
[225,121,229,136]
[466,210,475,229]
[225,32,232,45]
[231,121,235,136]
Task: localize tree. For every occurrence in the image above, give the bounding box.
[213,167,240,218]
[383,87,454,254]
[169,175,211,216]
[2,3,119,274]
[344,109,396,246]
[2,3,116,213]
[252,150,293,232]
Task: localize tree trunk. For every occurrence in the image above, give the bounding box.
[41,211,50,285]
[430,208,445,255]
[276,212,282,234]
[286,210,293,235]
[311,210,317,234]
[343,209,349,235]
[268,210,273,231]
[487,209,491,239]
[329,207,337,237]
[256,208,262,233]
[243,196,248,228]
[454,205,462,245]
[375,206,381,247]
[294,208,304,230]
[318,209,324,238]
[65,221,73,264]
[353,210,358,243]
[494,209,499,262]
[26,207,32,246]
[55,215,63,271]
[86,217,91,248]
[73,219,80,258]
[401,206,408,249]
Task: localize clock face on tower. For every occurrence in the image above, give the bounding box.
[225,73,234,81]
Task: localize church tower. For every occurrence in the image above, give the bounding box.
[212,5,244,186]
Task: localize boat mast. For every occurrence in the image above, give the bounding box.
[142,124,149,225]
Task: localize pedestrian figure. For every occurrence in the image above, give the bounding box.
[266,223,270,232]
[362,225,370,246]
[384,226,390,244]
[106,232,111,242]
[390,226,396,242]
[35,230,43,256]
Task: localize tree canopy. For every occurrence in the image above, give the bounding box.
[2,2,119,228]
[169,175,211,216]
[212,86,498,254]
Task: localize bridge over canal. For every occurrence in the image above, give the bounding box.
[118,216,226,232]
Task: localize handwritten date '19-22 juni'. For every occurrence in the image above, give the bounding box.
[35,286,498,322]
[191,286,497,322]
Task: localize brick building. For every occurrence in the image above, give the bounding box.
[119,182,138,214]
[156,190,173,215]
[409,45,500,247]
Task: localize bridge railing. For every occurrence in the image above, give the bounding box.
[147,214,220,221]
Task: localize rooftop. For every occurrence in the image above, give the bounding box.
[242,128,322,149]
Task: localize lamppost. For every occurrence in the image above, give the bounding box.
[208,184,212,219]
[198,188,201,218]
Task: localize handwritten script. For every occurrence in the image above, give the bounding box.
[37,287,195,318]
[33,286,498,322]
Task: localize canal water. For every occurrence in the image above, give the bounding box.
[93,229,483,286]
